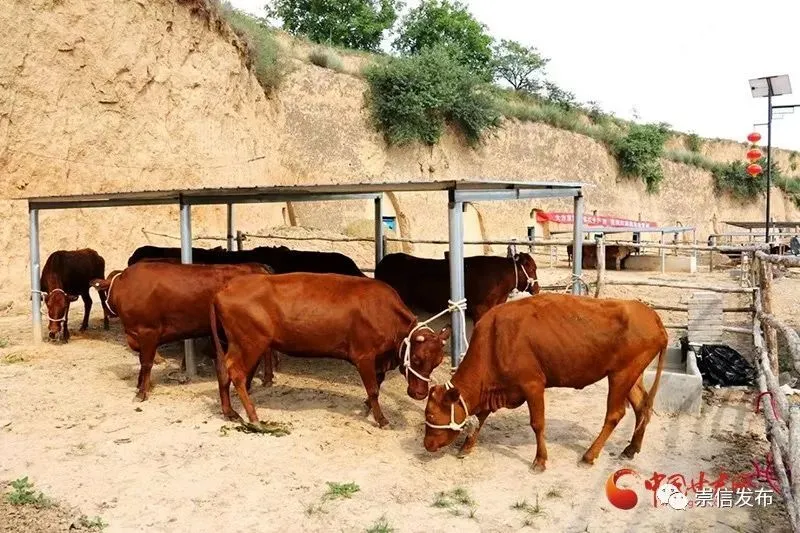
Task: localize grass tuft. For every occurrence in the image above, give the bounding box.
[366,515,395,533]
[5,477,53,508]
[76,515,108,531]
[309,48,344,72]
[324,481,360,500]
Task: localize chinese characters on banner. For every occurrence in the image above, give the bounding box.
[534,211,658,229]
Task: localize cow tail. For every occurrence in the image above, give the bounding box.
[637,340,667,433]
[91,278,111,292]
[210,300,225,363]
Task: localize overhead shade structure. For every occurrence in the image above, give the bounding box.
[22,178,588,372]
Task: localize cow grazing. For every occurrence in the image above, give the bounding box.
[91,261,270,401]
[39,249,112,342]
[210,273,451,426]
[422,293,667,470]
[374,252,539,322]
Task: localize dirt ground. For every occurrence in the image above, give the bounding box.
[1,265,797,533]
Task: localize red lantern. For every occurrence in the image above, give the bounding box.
[746,148,762,162]
[747,132,762,144]
[747,163,763,177]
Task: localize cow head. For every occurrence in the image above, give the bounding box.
[402,326,451,400]
[44,289,78,340]
[423,383,468,452]
[514,252,540,294]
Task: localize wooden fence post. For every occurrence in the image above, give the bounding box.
[594,236,605,298]
[760,258,780,376]
[236,230,244,251]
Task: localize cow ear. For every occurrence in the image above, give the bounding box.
[438,326,451,341]
[443,387,461,405]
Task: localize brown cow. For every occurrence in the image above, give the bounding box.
[375,252,540,323]
[210,273,451,426]
[91,261,270,401]
[39,248,112,342]
[422,293,667,470]
[567,244,636,270]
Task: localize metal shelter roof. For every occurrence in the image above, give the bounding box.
[21,179,588,210]
[551,226,695,234]
[723,220,800,230]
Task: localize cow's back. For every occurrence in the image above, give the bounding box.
[112,262,266,344]
[464,293,667,388]
[217,272,413,356]
[41,249,105,294]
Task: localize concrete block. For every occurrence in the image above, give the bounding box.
[643,344,703,416]
[624,255,697,273]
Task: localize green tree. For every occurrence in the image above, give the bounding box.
[265,0,401,51]
[393,0,493,78]
[492,39,548,93]
[543,81,577,111]
[364,45,500,146]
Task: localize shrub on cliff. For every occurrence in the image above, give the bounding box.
[613,122,670,193]
[712,160,768,200]
[364,46,500,146]
[220,6,289,93]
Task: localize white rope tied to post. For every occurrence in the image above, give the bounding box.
[99,272,123,317]
[507,243,537,302]
[400,299,469,382]
[563,274,590,295]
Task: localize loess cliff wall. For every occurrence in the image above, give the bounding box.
[1,0,798,311]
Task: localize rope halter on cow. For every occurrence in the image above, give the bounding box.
[507,243,537,299]
[400,298,469,382]
[32,288,68,323]
[425,381,470,431]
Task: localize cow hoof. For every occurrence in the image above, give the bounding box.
[377,418,390,429]
[530,459,547,473]
[224,412,244,423]
[579,454,595,466]
[261,379,273,387]
[134,391,149,402]
[457,444,475,458]
[620,445,638,459]
[79,326,87,332]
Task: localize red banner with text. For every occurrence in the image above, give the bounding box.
[535,212,657,229]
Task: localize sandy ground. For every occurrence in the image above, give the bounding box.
[1,265,797,533]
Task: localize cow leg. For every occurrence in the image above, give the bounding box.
[79,291,92,331]
[262,351,275,386]
[98,290,110,330]
[245,355,265,392]
[523,384,548,472]
[135,333,159,401]
[621,377,649,459]
[581,374,635,464]
[62,305,71,343]
[363,371,385,415]
[355,360,388,428]
[226,349,260,423]
[214,347,242,422]
[615,256,622,271]
[458,411,490,457]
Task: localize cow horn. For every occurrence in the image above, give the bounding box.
[414,335,425,343]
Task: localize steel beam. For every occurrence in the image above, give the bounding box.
[29,197,177,210]
[29,208,42,343]
[374,195,384,268]
[226,203,235,251]
[447,198,466,367]
[179,199,197,378]
[184,193,381,207]
[572,194,585,294]
[452,188,581,203]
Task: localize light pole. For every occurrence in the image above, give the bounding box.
[748,74,792,243]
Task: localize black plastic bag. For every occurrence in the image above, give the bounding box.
[695,344,755,387]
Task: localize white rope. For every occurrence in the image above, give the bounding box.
[101,272,123,317]
[400,299,469,382]
[425,380,470,431]
[32,288,68,323]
